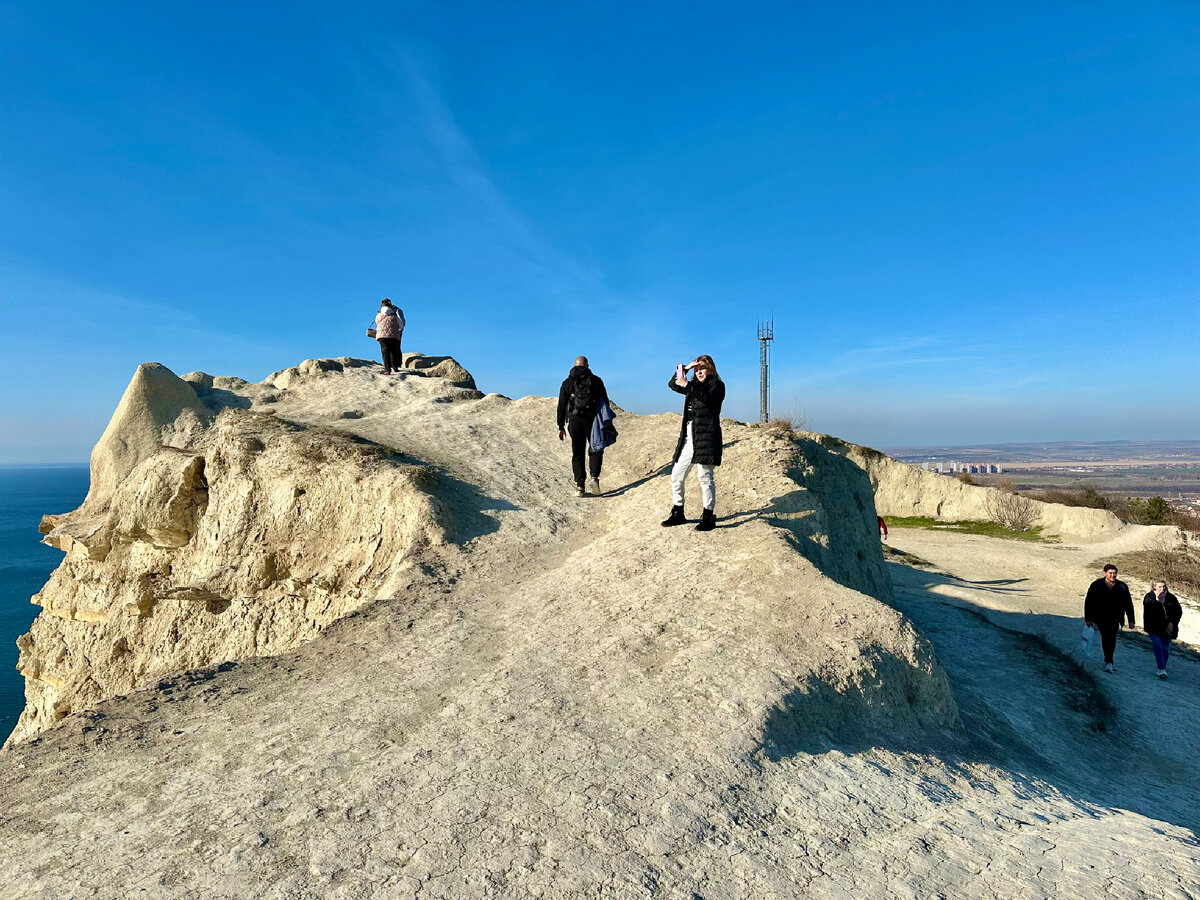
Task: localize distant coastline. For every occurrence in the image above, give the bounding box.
[0,462,89,469]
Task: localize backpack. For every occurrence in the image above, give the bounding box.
[569,372,595,418]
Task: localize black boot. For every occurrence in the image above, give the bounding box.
[661,505,687,527]
[695,509,716,532]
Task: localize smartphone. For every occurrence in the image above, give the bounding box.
[675,363,686,380]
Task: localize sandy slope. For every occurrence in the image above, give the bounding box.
[0,360,1198,898]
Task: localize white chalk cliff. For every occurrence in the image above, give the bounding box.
[1,356,1196,898]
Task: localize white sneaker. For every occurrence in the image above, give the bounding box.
[1157,669,1168,679]
[1104,663,1115,674]
[587,477,601,495]
[575,484,585,498]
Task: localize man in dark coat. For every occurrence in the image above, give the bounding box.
[1084,563,1136,673]
[557,356,609,497]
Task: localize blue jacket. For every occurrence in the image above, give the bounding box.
[590,397,618,452]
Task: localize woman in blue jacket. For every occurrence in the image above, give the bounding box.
[661,355,725,532]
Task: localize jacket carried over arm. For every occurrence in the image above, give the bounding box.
[557,366,609,430]
[590,397,618,452]
[1084,578,1136,628]
[670,373,726,466]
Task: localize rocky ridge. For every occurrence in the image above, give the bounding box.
[1,356,1196,898]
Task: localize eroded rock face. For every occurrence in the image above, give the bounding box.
[81,362,212,515]
[7,355,954,760]
[7,378,446,747]
[811,434,1130,541]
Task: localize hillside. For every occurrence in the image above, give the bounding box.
[0,356,1196,898]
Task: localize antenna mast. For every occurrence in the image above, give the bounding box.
[757,318,774,423]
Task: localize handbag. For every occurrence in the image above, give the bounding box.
[366,328,377,338]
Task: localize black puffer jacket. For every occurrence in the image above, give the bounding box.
[1143,590,1183,638]
[670,374,725,466]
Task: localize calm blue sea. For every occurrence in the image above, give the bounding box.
[0,465,90,743]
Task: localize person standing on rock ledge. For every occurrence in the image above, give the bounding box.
[1084,563,1136,674]
[557,356,610,497]
[662,355,725,532]
[374,298,405,375]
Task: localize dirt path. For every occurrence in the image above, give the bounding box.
[888,526,1200,830]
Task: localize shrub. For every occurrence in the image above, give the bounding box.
[1028,483,1109,509]
[1169,507,1200,532]
[1103,534,1200,600]
[985,481,1039,532]
[957,472,975,485]
[1113,496,1171,526]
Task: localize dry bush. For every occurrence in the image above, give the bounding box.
[763,417,796,433]
[985,481,1039,532]
[956,471,976,485]
[1105,534,1200,601]
[1170,507,1200,532]
[1028,483,1110,510]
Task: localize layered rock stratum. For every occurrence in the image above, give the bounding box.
[1,355,1197,898]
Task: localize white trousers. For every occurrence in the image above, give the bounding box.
[671,422,716,510]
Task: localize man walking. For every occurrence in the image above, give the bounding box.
[557,356,609,497]
[1084,563,1136,673]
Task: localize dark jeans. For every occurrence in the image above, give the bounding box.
[1099,623,1119,664]
[378,338,402,372]
[1151,633,1171,670]
[567,416,603,487]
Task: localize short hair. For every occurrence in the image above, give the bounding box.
[1102,563,1118,573]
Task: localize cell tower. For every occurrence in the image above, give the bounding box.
[757,318,774,423]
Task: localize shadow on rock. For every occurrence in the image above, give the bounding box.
[433,470,521,544]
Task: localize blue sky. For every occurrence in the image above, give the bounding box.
[1,0,1197,463]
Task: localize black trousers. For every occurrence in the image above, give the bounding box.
[1099,623,1119,664]
[378,338,403,371]
[567,416,603,486]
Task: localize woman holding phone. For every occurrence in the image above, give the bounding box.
[662,355,725,532]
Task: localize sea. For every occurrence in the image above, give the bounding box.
[0,465,90,743]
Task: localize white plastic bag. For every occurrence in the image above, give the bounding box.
[1078,623,1095,658]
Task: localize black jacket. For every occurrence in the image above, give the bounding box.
[670,374,725,466]
[1143,590,1183,638]
[1084,577,1135,628]
[557,366,608,429]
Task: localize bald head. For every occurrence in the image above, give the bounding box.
[575,356,588,368]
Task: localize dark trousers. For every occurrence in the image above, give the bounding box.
[567,416,603,487]
[1099,623,1119,664]
[378,338,403,371]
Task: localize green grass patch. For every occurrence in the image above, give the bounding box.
[886,515,1056,543]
